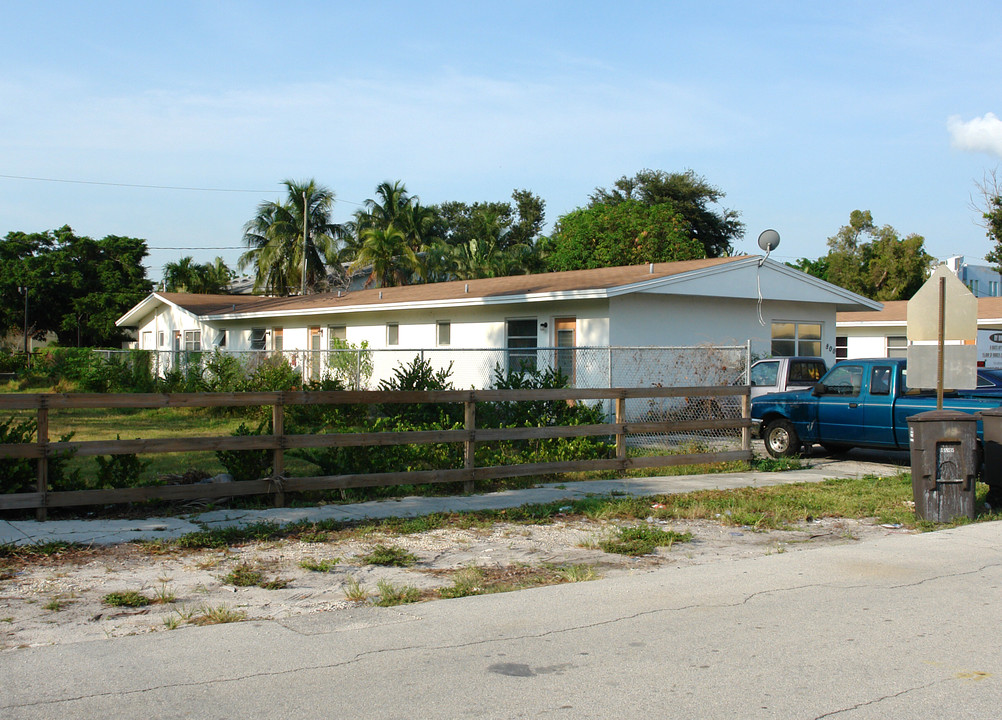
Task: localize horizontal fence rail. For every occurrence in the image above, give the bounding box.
[0,385,752,517]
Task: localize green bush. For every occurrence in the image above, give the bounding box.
[216,421,273,482]
[0,417,37,494]
[95,437,153,488]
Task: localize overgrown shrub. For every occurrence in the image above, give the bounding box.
[0,417,37,494]
[95,437,153,488]
[216,421,273,482]
[326,338,374,389]
[377,356,461,426]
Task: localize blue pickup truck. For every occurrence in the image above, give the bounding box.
[752,357,1002,458]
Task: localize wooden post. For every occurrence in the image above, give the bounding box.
[741,392,751,452]
[272,402,285,507]
[36,405,48,521]
[464,400,476,493]
[615,396,626,463]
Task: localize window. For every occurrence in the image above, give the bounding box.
[887,336,907,358]
[437,321,451,346]
[750,361,779,387]
[789,360,825,383]
[506,318,537,371]
[250,328,266,351]
[158,331,165,347]
[218,330,227,347]
[273,328,283,352]
[328,325,346,348]
[822,364,863,397]
[835,336,847,361]
[870,366,892,395]
[184,330,201,352]
[387,323,399,346]
[771,321,822,357]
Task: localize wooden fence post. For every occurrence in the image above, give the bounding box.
[36,404,48,521]
[464,400,476,493]
[615,395,626,464]
[272,400,285,507]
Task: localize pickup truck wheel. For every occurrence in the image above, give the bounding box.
[764,419,801,458]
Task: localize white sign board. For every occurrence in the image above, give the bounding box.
[978,329,1002,369]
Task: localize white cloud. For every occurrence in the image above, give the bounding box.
[947,113,1002,158]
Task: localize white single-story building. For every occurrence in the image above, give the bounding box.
[117,256,880,388]
[837,297,1002,367]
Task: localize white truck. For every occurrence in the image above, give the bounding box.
[749,356,828,400]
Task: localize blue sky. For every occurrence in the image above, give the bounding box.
[2,1,1001,281]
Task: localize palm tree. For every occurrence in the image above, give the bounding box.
[162,256,198,292]
[347,181,440,285]
[163,256,234,294]
[351,224,421,288]
[239,179,345,295]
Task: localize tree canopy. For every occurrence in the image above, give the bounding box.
[162,256,233,294]
[977,173,1002,273]
[542,199,704,272]
[806,210,933,300]
[239,179,345,295]
[588,169,744,258]
[0,225,152,347]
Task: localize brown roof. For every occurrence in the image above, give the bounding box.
[173,256,750,317]
[158,293,274,316]
[838,296,1002,324]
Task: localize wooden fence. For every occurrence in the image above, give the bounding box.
[0,385,751,519]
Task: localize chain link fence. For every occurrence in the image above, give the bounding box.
[126,344,749,453]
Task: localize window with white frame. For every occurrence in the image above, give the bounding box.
[387,323,399,346]
[184,330,201,352]
[158,331,165,347]
[771,321,822,357]
[506,318,537,370]
[328,325,346,348]
[887,336,907,358]
[437,321,451,346]
[250,328,266,350]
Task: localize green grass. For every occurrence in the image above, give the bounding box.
[437,563,599,599]
[373,580,421,606]
[189,604,247,625]
[300,557,339,572]
[361,544,418,567]
[102,590,152,607]
[221,564,264,587]
[598,526,693,556]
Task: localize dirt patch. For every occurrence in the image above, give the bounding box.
[0,515,910,651]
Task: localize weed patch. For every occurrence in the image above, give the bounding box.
[599,526,692,556]
[102,591,152,608]
[300,557,339,573]
[374,580,421,606]
[361,544,418,567]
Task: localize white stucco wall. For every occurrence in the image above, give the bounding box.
[609,293,837,364]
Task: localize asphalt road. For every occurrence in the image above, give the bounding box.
[3,518,1000,719]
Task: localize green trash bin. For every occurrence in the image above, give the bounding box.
[906,410,978,523]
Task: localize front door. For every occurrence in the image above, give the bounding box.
[554,318,576,385]
[309,327,322,380]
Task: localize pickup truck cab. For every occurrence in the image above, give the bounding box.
[752,357,1002,458]
[749,356,827,400]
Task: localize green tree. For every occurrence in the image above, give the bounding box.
[163,256,233,293]
[977,172,1002,272]
[589,169,743,257]
[427,189,545,280]
[240,179,344,295]
[542,200,704,272]
[825,210,932,300]
[351,225,422,288]
[788,256,829,281]
[0,226,152,347]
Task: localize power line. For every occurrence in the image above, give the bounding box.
[148,246,245,250]
[0,172,368,206]
[0,173,277,193]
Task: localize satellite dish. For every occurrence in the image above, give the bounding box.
[757,229,781,252]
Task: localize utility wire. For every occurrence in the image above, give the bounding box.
[0,173,367,206]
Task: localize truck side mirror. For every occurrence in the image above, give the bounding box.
[812,383,826,396]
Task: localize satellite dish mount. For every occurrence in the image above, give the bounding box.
[757,229,781,265]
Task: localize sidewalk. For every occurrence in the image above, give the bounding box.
[0,455,903,547]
